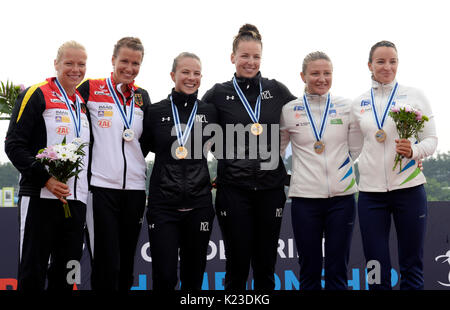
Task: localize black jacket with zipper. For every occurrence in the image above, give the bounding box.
[202,72,296,191]
[140,89,218,208]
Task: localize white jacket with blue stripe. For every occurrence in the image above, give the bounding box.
[280,93,360,198]
[351,80,438,192]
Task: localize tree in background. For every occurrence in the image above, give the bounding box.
[0,80,25,120]
[0,162,19,190]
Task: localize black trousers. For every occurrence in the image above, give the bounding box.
[89,186,146,291]
[18,196,86,291]
[147,205,215,290]
[215,185,286,290]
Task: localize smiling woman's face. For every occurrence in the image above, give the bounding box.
[369,46,398,84]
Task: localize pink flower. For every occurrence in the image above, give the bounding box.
[19,84,26,92]
[415,110,423,121]
[391,107,400,113]
[403,105,412,113]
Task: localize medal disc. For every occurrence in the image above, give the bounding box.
[122,129,135,142]
[175,146,188,159]
[314,141,325,154]
[251,123,263,136]
[72,138,83,146]
[375,129,387,143]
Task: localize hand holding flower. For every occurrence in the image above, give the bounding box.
[395,138,413,158]
[45,177,71,204]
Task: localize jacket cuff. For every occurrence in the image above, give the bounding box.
[31,161,51,188]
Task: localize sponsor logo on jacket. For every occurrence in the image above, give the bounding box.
[56,126,70,135]
[97,119,112,128]
[361,99,371,106]
[94,85,111,96]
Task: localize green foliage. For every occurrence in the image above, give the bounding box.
[0,80,25,120]
[0,162,20,190]
[422,151,450,201]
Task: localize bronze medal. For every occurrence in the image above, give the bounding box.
[375,129,387,143]
[314,141,325,154]
[176,146,188,159]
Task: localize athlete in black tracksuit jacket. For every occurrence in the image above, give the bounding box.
[202,72,296,290]
[140,89,218,290]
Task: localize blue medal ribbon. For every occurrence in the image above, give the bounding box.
[54,78,82,138]
[106,77,135,130]
[170,96,198,147]
[370,82,399,130]
[303,93,331,142]
[232,76,262,124]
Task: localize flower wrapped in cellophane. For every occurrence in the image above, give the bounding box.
[36,137,88,217]
[389,104,428,172]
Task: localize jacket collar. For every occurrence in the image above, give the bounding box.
[233,72,262,88]
[109,72,137,93]
[304,91,330,103]
[371,78,397,91]
[169,88,198,107]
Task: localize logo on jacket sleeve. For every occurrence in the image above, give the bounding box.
[135,93,143,107]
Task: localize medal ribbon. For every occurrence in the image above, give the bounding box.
[303,93,331,142]
[170,96,198,147]
[232,76,262,124]
[370,82,398,130]
[106,77,135,130]
[55,78,82,138]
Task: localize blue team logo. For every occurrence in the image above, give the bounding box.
[361,99,371,106]
[329,109,337,117]
[293,105,305,111]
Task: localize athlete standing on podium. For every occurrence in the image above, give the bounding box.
[202,24,296,290]
[78,37,151,291]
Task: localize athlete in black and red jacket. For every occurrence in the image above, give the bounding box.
[5,42,89,291]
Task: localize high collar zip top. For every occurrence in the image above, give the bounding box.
[202,73,296,190]
[140,90,218,208]
[351,80,438,192]
[280,93,359,198]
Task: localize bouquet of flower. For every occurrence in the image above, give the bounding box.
[0,80,26,120]
[36,137,88,218]
[389,105,429,172]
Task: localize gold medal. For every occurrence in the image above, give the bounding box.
[375,129,387,143]
[175,146,188,159]
[251,123,263,136]
[314,141,325,154]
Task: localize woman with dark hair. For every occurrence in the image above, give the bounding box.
[280,51,360,290]
[140,52,217,290]
[352,40,437,290]
[78,37,151,291]
[202,24,296,290]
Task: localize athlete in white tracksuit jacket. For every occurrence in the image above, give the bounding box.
[280,52,361,290]
[351,41,437,290]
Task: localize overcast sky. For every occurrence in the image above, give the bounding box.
[1,0,449,163]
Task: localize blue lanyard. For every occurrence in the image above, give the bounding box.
[370,82,398,130]
[106,77,135,129]
[170,96,198,147]
[232,76,262,124]
[303,93,331,142]
[54,78,81,138]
